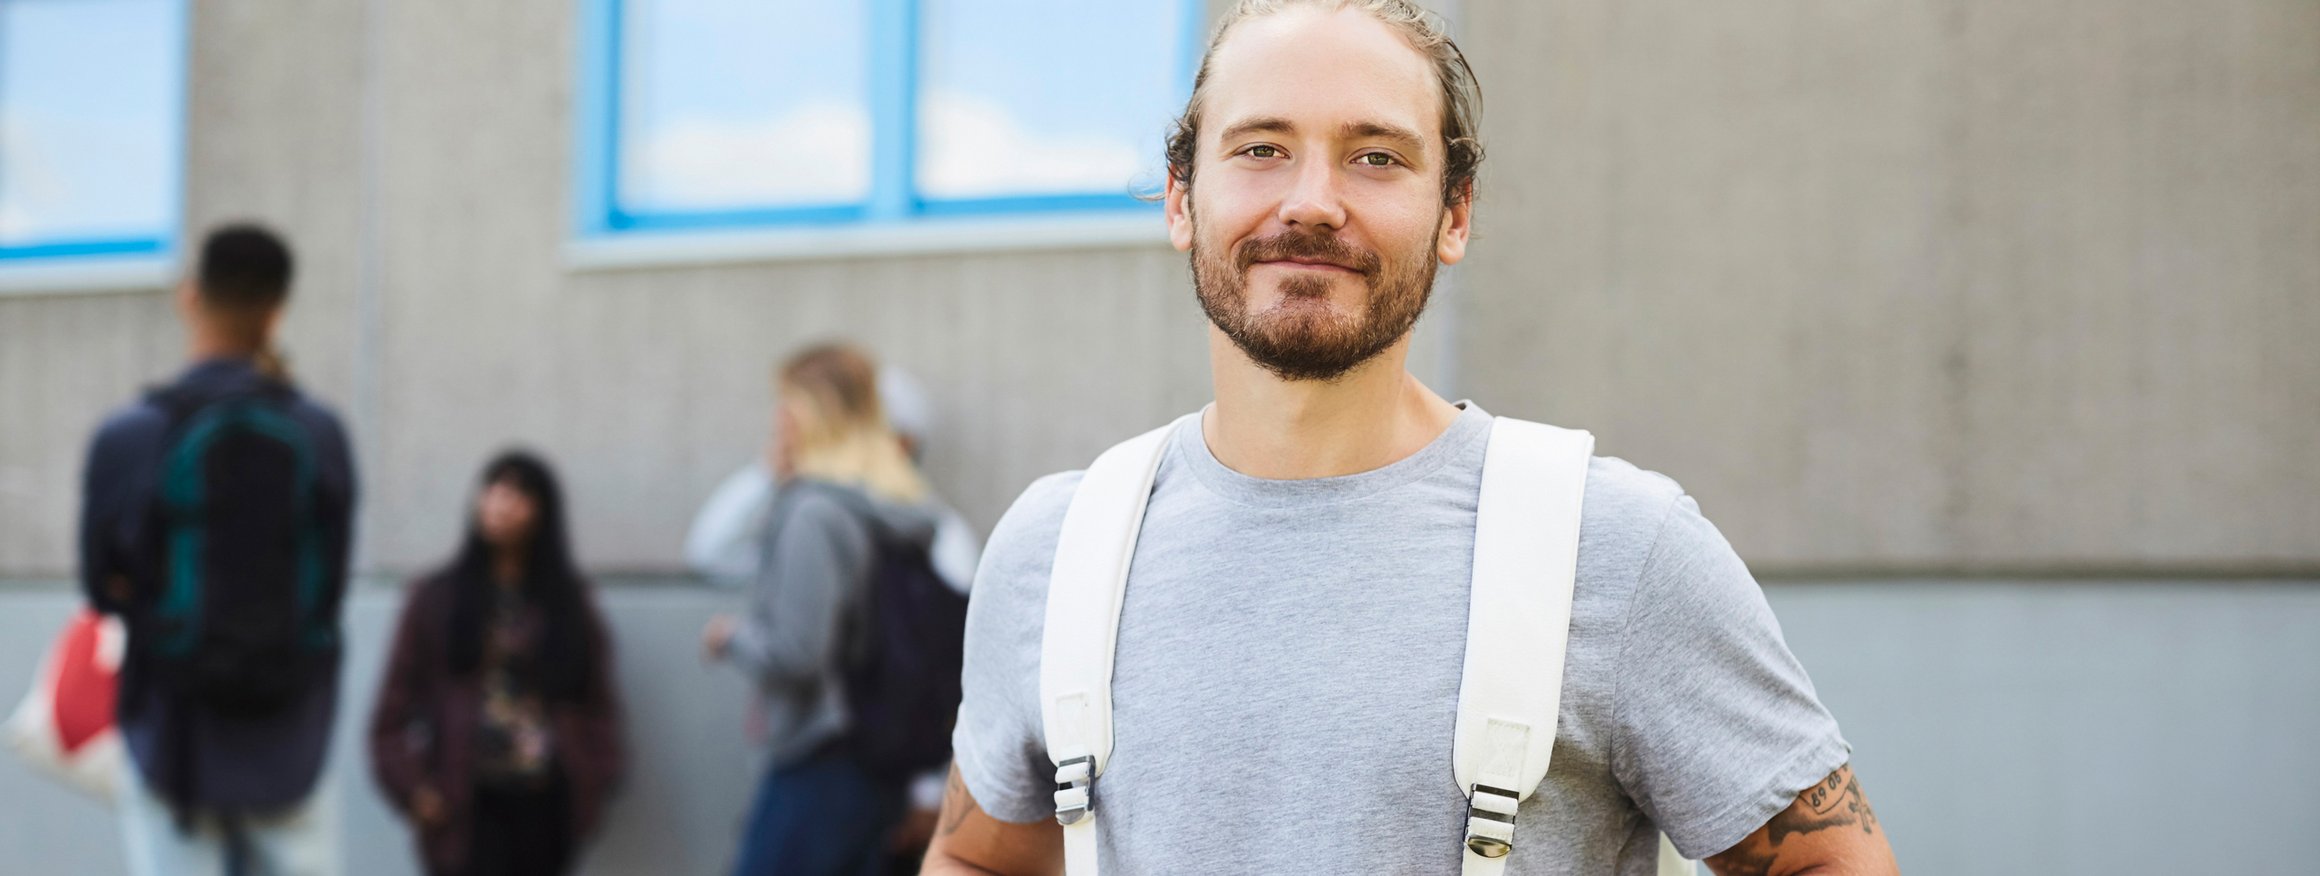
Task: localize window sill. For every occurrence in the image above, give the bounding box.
[562,212,1173,272]
[0,255,173,298]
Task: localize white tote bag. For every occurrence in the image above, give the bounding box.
[5,607,129,802]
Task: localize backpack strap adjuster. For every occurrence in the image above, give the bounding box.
[1053,755,1095,825]
[1464,783,1520,859]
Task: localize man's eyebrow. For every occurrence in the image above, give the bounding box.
[1340,120,1427,154]
[1215,116,1297,144]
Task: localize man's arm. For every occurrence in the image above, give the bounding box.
[1704,764,1899,876]
[921,764,1062,876]
[78,411,153,614]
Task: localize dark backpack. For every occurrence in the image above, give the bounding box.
[808,487,971,783]
[141,383,339,720]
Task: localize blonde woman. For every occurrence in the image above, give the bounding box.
[702,343,956,876]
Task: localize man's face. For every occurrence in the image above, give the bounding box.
[1168,7,1472,383]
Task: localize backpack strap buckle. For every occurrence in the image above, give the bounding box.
[1053,755,1095,825]
[1464,783,1520,859]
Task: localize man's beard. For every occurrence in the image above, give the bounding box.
[1191,218,1439,383]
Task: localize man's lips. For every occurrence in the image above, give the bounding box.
[1253,257,1362,274]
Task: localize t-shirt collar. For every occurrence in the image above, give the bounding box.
[1170,400,1492,508]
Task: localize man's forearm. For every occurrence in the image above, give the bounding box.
[920,765,1063,876]
[917,851,1005,876]
[1705,764,1899,876]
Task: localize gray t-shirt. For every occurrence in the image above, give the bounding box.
[953,404,1850,874]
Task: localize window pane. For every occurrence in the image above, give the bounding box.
[0,0,182,249]
[916,0,1184,202]
[617,0,871,214]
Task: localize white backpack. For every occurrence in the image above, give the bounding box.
[1040,413,1694,875]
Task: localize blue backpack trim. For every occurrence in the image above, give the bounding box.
[152,398,330,658]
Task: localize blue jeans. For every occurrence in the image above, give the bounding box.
[730,746,906,876]
[119,767,339,876]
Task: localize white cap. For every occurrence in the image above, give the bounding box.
[878,364,935,454]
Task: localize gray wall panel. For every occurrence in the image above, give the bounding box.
[181,0,367,415]
[0,294,179,576]
[1457,0,2320,573]
[354,0,1212,573]
[4,580,2315,875]
[1768,581,2320,875]
[4,0,2311,578]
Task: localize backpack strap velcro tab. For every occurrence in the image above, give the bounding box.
[1040,413,1192,875]
[1456,417,1593,875]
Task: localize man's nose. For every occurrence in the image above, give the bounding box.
[1276,158,1348,231]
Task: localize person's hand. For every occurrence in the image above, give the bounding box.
[890,805,939,854]
[410,785,445,827]
[102,575,132,605]
[702,615,737,663]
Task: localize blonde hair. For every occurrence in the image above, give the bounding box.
[777,343,929,504]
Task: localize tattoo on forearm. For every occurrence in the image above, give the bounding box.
[1708,765,1881,876]
[937,767,973,838]
[1775,768,1879,844]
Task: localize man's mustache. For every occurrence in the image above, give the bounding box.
[1234,230,1381,275]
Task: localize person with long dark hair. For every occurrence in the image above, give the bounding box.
[370,451,625,876]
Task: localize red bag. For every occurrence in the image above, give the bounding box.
[5,607,127,802]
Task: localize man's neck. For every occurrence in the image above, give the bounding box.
[186,327,262,365]
[1202,327,1462,480]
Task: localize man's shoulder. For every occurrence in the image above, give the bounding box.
[1571,454,1699,585]
[88,397,170,456]
[983,470,1085,565]
[278,389,351,449]
[286,390,347,427]
[1580,454,1688,532]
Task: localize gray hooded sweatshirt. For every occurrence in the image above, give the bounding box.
[726,478,945,768]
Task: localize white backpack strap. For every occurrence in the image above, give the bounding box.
[1456,417,1593,874]
[1457,417,1693,875]
[1040,413,1191,876]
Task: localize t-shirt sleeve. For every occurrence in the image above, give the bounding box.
[1610,493,1852,860]
[950,472,1081,824]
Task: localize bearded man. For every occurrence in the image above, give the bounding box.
[925,3,1901,874]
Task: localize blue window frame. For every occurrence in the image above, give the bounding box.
[576,0,1201,236]
[0,0,186,262]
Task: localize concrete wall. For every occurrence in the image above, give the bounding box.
[342,0,1227,576]
[5,578,2316,876]
[0,0,371,577]
[3,0,2313,580]
[1458,0,2320,573]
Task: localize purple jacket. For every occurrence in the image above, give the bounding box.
[368,574,626,873]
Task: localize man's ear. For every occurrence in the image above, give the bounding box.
[1436,184,1473,266]
[1165,173,1194,253]
[173,280,201,320]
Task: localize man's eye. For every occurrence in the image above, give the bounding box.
[1358,152,1397,167]
[1245,145,1281,159]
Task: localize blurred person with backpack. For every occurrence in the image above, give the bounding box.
[683,364,981,594]
[78,223,358,876]
[368,451,625,876]
[858,365,984,873]
[702,343,969,876]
